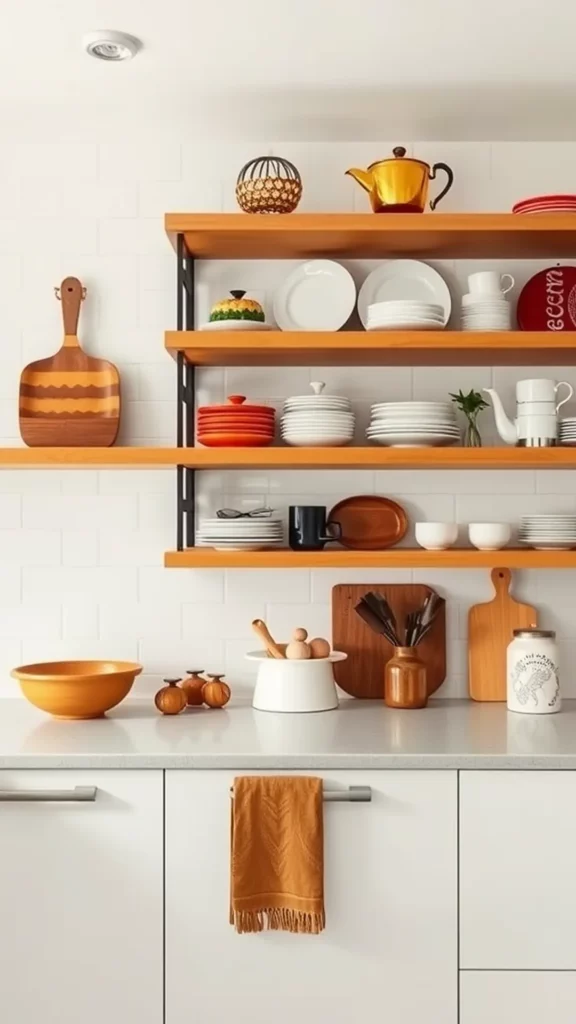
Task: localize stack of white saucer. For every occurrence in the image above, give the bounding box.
[559,418,576,446]
[281,382,354,447]
[367,300,446,331]
[366,401,460,448]
[461,271,513,331]
[197,517,284,551]
[519,515,576,550]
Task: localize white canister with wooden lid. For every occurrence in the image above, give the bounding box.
[507,628,560,714]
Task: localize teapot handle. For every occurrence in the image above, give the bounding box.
[429,162,454,211]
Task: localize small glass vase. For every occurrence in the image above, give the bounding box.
[464,418,483,448]
[384,647,428,709]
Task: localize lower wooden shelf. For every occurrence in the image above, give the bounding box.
[164,548,576,569]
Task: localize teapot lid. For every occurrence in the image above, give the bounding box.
[368,145,429,171]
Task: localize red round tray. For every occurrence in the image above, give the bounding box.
[517,266,576,331]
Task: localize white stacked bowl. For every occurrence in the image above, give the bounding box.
[366,401,460,448]
[367,300,446,332]
[282,381,354,447]
[461,293,511,331]
[197,517,284,551]
[519,515,576,550]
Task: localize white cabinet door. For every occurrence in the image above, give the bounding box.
[461,971,576,1024]
[0,769,163,1024]
[460,771,576,968]
[166,770,457,1024]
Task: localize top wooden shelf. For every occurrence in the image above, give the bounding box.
[165,213,576,259]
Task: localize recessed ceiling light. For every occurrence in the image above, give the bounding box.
[83,31,141,62]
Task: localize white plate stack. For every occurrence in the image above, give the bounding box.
[367,301,446,331]
[461,293,511,331]
[197,517,284,551]
[519,515,576,550]
[559,418,576,446]
[366,401,461,448]
[281,381,354,447]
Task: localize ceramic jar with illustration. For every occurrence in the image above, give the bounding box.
[507,628,560,714]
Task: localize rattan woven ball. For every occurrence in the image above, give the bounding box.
[236,156,302,214]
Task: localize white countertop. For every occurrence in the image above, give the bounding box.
[1,698,576,769]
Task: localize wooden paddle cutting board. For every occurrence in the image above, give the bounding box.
[468,567,538,702]
[332,583,446,698]
[19,277,120,447]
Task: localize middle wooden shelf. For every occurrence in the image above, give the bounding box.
[165,330,576,367]
[165,447,576,470]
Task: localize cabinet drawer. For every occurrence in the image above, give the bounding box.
[460,771,576,968]
[0,769,163,1024]
[166,769,457,1024]
[461,972,576,1024]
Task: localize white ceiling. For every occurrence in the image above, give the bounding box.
[2,0,576,139]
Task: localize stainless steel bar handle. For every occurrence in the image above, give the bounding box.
[230,785,371,803]
[0,786,97,802]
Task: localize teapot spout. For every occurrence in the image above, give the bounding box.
[345,167,373,193]
[483,388,518,445]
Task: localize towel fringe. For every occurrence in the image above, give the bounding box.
[230,907,326,935]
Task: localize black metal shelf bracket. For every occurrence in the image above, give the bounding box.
[176,233,196,552]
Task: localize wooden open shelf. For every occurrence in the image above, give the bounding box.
[0,448,187,467]
[166,330,576,367]
[5,446,576,470]
[154,447,576,470]
[165,212,576,259]
[165,548,576,569]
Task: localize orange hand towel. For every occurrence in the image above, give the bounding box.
[230,775,325,934]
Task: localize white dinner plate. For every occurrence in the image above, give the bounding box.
[199,320,273,332]
[358,260,452,328]
[273,260,356,331]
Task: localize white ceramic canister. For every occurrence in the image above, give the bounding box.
[507,628,560,714]
[246,650,346,713]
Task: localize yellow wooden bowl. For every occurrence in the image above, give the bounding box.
[11,660,143,719]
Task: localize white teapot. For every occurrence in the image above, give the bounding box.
[484,378,573,446]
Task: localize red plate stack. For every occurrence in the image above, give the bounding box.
[197,395,276,447]
[512,194,576,215]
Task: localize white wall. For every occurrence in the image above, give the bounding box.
[1,139,576,698]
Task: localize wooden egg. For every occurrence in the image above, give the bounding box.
[309,637,331,659]
[181,669,207,707]
[286,640,311,660]
[202,675,231,708]
[293,627,308,642]
[154,679,187,716]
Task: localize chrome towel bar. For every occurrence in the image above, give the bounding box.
[230,785,371,803]
[0,786,97,802]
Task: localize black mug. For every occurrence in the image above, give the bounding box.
[289,506,341,551]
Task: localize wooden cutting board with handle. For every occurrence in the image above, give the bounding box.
[468,567,538,702]
[19,277,120,447]
[332,583,446,698]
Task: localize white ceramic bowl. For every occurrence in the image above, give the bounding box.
[247,650,346,713]
[415,522,458,550]
[468,523,512,550]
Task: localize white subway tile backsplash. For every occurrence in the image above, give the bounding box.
[1,137,575,698]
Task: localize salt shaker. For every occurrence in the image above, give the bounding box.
[507,628,560,714]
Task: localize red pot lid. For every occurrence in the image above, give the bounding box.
[198,395,274,415]
[517,266,576,331]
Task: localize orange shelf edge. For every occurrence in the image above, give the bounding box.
[165,330,576,368]
[164,548,576,569]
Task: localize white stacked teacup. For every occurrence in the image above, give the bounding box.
[461,271,514,331]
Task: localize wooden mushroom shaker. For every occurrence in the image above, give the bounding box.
[286,628,312,660]
[202,674,231,708]
[155,679,187,715]
[181,669,207,706]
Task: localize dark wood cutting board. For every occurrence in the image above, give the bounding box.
[332,583,446,699]
[19,277,120,447]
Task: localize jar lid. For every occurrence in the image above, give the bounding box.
[513,628,556,639]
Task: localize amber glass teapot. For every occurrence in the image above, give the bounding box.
[346,146,454,213]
